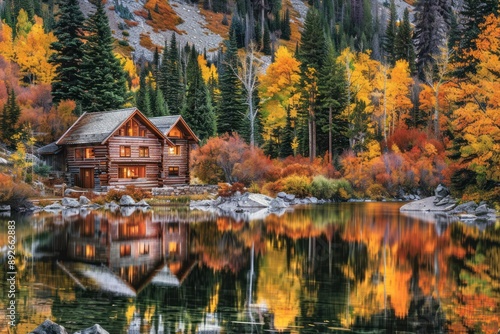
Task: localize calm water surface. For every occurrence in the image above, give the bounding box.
[1,203,499,333]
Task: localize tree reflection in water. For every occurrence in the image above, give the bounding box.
[0,203,498,333]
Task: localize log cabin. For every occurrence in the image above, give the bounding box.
[52,108,199,190]
[149,115,200,186]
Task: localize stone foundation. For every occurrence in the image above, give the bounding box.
[152,185,218,196]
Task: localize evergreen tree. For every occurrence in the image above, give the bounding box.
[281,8,291,40]
[298,6,328,160]
[317,43,349,160]
[413,0,451,80]
[453,0,498,77]
[383,0,397,64]
[151,87,169,117]
[279,107,294,158]
[49,0,85,105]
[159,33,184,115]
[262,22,272,55]
[230,14,245,48]
[136,68,152,116]
[183,46,216,141]
[1,0,14,28]
[0,88,21,147]
[80,0,129,112]
[394,8,416,74]
[217,32,245,135]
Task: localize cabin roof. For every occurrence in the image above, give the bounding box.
[149,115,200,143]
[37,142,62,155]
[56,108,172,145]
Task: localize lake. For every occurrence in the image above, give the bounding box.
[1,202,499,333]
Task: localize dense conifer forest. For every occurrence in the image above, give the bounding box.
[0,0,498,204]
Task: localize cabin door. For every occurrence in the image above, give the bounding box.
[80,168,94,189]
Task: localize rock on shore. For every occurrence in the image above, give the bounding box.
[30,320,109,334]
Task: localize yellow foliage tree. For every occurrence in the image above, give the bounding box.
[15,17,57,84]
[449,14,500,184]
[385,60,413,136]
[0,23,15,61]
[259,46,301,141]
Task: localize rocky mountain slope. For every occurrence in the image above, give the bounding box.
[78,0,414,62]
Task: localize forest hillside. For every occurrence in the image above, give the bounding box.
[0,0,498,206]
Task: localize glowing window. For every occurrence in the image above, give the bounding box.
[120,244,131,257]
[139,147,149,157]
[118,166,146,178]
[120,146,131,157]
[168,146,181,155]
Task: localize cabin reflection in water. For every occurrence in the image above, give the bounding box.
[60,209,195,295]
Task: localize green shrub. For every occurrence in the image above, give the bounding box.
[34,164,51,177]
[310,176,353,200]
[118,40,129,46]
[282,175,311,198]
[366,183,388,201]
[311,175,336,199]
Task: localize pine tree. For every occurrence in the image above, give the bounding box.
[229,14,245,48]
[80,0,129,112]
[394,8,416,74]
[281,8,291,40]
[298,6,328,160]
[217,32,245,135]
[453,0,498,77]
[383,0,397,64]
[136,67,152,116]
[279,106,294,158]
[159,33,184,115]
[317,43,349,161]
[0,88,21,147]
[151,87,169,116]
[413,0,451,80]
[49,0,85,105]
[183,46,216,141]
[262,22,272,55]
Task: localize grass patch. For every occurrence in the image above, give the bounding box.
[198,5,230,40]
[143,0,184,33]
[139,33,162,51]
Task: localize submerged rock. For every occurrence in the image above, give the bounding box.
[62,197,81,208]
[74,324,109,334]
[79,196,91,205]
[30,320,68,334]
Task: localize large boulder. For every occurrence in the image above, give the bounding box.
[452,201,478,214]
[30,320,68,334]
[44,202,64,211]
[74,324,109,334]
[269,197,289,211]
[474,204,489,216]
[119,195,136,206]
[433,184,450,203]
[0,204,11,211]
[135,199,150,207]
[61,197,80,208]
[79,196,91,205]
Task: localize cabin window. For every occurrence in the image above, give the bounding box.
[120,244,131,257]
[139,146,149,157]
[168,242,179,254]
[168,166,179,176]
[139,243,149,255]
[120,146,131,157]
[118,166,146,178]
[169,127,181,138]
[85,244,95,259]
[75,244,83,257]
[168,145,181,155]
[75,148,94,160]
[75,148,83,160]
[85,148,95,158]
[119,120,145,137]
